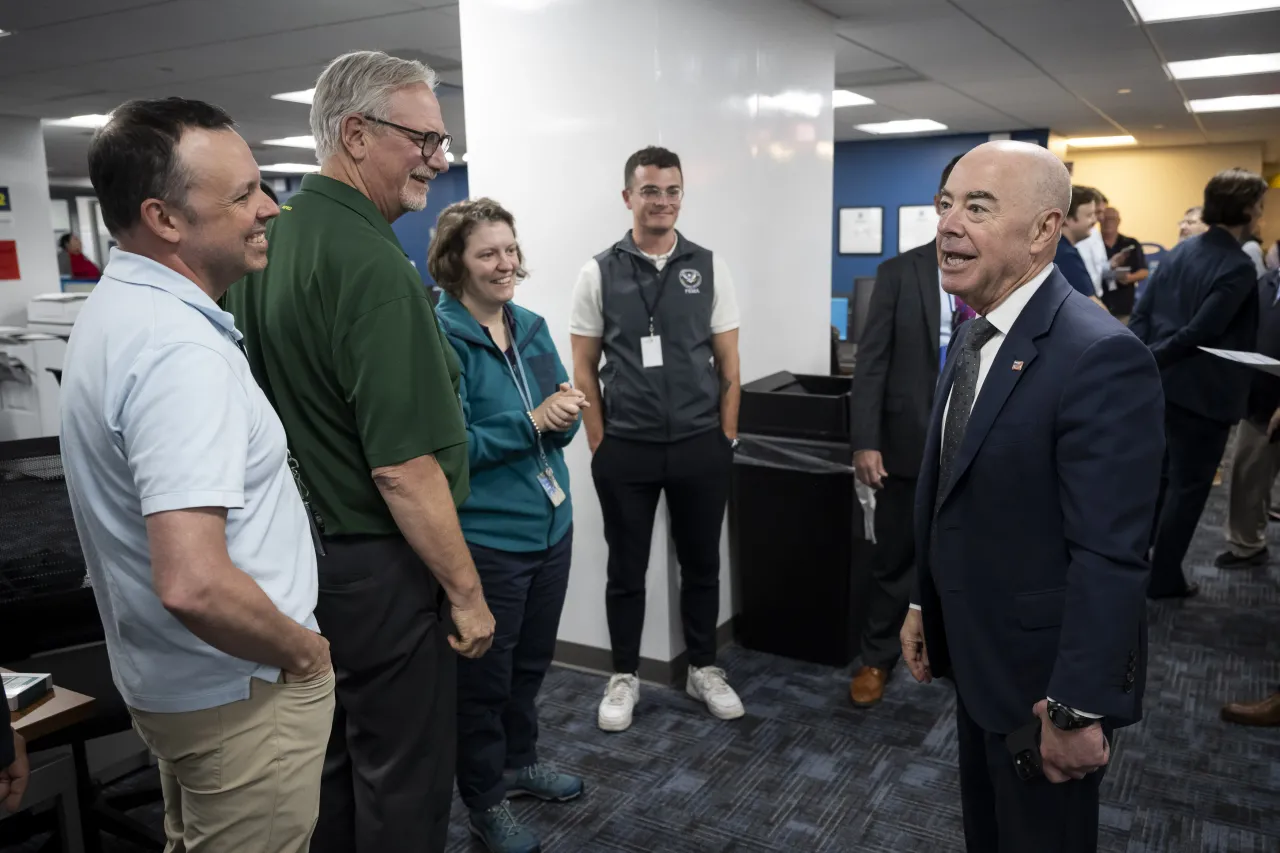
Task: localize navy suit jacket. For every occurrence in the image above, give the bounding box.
[1129,227,1259,424]
[914,270,1165,735]
[1054,235,1095,297]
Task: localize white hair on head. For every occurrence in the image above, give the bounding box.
[310,50,438,163]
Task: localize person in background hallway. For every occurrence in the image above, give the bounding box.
[1243,232,1267,278]
[222,51,495,853]
[431,199,586,853]
[1130,168,1267,600]
[570,146,744,733]
[1054,185,1099,298]
[847,153,965,708]
[1178,206,1208,242]
[900,140,1163,853]
[1216,265,1280,571]
[62,98,334,852]
[1098,207,1148,324]
[1075,189,1109,296]
[57,233,102,280]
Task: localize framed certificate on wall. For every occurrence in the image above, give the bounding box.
[898,204,940,253]
[838,206,883,255]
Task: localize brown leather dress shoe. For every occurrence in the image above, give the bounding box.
[1220,692,1280,727]
[849,666,888,707]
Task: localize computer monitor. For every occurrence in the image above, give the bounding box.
[831,297,850,341]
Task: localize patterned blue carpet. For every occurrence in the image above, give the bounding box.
[5,478,1277,852]
[442,480,1280,852]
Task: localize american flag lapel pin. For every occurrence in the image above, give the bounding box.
[1011,360,1024,372]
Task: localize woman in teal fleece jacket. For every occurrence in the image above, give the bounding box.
[429,198,586,853]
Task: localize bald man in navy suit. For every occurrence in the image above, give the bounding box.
[899,141,1164,853]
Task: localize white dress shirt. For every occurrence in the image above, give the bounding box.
[911,263,1100,718]
[1077,228,1107,297]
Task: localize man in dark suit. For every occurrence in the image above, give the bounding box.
[899,141,1164,853]
[1054,186,1100,298]
[1129,168,1267,599]
[848,154,966,707]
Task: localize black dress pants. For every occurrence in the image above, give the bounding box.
[456,529,573,811]
[860,474,917,670]
[955,691,1106,853]
[592,429,733,674]
[1149,402,1232,597]
[311,535,456,853]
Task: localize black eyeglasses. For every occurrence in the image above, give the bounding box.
[361,114,452,159]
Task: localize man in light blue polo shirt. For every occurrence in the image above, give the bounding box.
[60,98,334,853]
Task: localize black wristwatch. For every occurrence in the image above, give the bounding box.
[1046,699,1098,731]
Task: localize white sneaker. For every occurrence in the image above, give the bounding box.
[687,666,745,720]
[598,673,639,732]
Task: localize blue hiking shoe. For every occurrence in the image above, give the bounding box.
[468,801,540,853]
[503,762,585,803]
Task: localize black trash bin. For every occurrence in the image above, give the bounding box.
[730,372,871,667]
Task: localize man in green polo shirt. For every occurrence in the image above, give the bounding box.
[223,51,494,853]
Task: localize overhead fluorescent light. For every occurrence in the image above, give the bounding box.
[259,163,320,174]
[1187,93,1280,112]
[833,89,874,108]
[0,30,12,38]
[1065,135,1137,148]
[45,114,112,129]
[855,119,948,135]
[1131,0,1280,23]
[1167,52,1280,80]
[262,135,316,148]
[271,89,315,105]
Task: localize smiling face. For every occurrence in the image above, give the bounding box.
[171,127,279,289]
[935,143,1066,314]
[1063,200,1097,244]
[624,165,683,235]
[363,82,449,218]
[460,220,520,310]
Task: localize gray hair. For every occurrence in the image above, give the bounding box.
[310,50,439,162]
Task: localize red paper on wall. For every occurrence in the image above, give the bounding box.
[0,241,20,280]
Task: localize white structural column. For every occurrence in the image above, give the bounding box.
[0,116,60,326]
[459,0,835,668]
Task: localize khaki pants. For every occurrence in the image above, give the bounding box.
[131,670,335,853]
[1226,417,1280,557]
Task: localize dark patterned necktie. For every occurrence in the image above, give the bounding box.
[936,317,999,508]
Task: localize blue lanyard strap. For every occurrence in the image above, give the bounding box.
[500,326,550,469]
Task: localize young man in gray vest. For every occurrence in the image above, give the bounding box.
[571,146,744,732]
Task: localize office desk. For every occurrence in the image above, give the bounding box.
[6,669,97,743]
[3,670,94,853]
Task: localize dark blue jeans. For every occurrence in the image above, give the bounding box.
[456,527,572,811]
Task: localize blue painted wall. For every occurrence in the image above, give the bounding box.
[830,129,1050,294]
[392,165,470,286]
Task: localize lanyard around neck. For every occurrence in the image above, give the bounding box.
[496,314,550,468]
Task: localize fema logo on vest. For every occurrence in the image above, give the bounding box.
[678,269,702,294]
